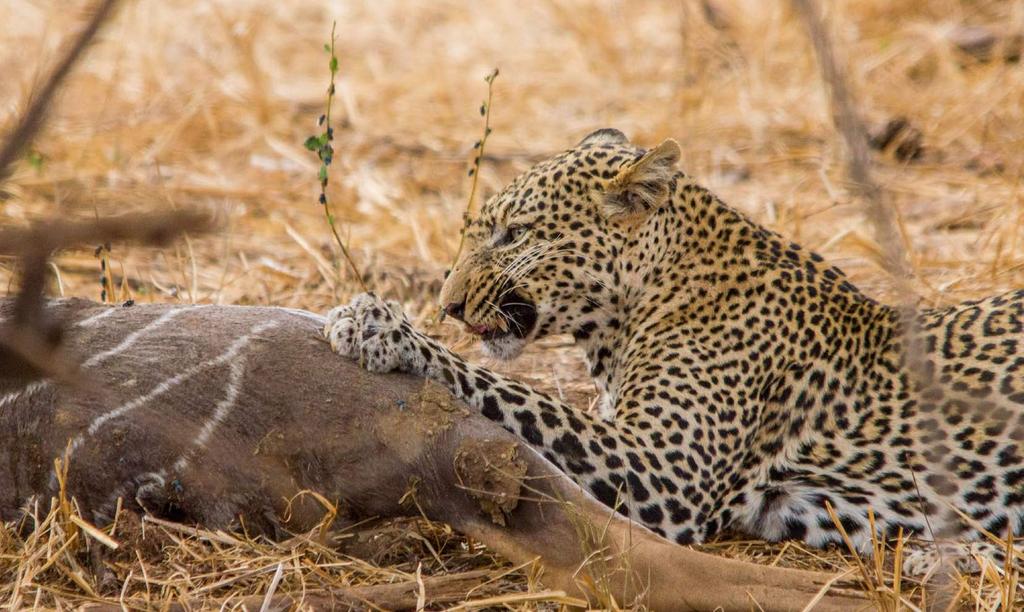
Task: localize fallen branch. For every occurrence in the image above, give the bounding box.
[80,569,501,611]
[0,211,213,384]
[793,0,963,603]
[791,0,912,286]
[0,210,213,256]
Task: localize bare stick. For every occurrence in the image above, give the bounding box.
[791,0,913,290]
[0,0,121,184]
[792,0,962,600]
[81,570,501,611]
[442,68,499,320]
[0,210,214,256]
[0,209,213,383]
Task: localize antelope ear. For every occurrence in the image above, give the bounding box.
[602,139,681,218]
[578,128,629,147]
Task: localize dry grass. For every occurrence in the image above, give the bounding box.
[1,0,1023,608]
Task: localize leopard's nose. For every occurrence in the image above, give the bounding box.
[444,301,466,321]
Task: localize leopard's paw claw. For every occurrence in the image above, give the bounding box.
[324,292,423,374]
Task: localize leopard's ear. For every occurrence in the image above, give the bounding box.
[578,128,629,147]
[602,139,681,219]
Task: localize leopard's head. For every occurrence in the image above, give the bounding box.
[439,129,681,359]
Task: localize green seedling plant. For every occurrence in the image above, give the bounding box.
[25,150,44,174]
[304,21,367,292]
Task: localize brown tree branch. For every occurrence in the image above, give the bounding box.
[0,210,213,384]
[791,0,914,290]
[0,0,121,185]
[81,569,502,611]
[792,0,961,602]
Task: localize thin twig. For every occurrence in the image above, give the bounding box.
[0,0,121,184]
[793,1,964,604]
[791,0,914,292]
[455,68,500,256]
[441,68,498,320]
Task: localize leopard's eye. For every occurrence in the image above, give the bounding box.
[508,224,529,242]
[493,223,529,247]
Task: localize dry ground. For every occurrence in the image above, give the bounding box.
[1,0,1023,609]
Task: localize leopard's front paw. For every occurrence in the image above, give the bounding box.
[324,292,422,374]
[324,302,359,357]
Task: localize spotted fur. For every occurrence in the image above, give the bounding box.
[325,129,1024,575]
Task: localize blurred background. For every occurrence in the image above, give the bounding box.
[1,0,1023,605]
[2,0,1022,315]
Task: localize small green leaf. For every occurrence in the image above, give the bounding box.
[303,136,320,151]
[324,43,331,52]
[329,56,338,72]
[318,165,328,181]
[26,150,44,171]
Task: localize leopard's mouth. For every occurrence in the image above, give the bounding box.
[468,291,538,342]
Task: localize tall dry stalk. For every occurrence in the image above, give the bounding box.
[440,68,499,320]
[792,0,967,604]
[790,0,913,289]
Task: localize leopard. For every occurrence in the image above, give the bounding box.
[324,128,1024,577]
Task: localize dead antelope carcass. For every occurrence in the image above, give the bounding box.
[0,298,864,610]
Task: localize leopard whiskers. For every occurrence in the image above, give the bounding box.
[498,241,570,293]
[482,297,519,332]
[499,241,564,285]
[479,238,602,331]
